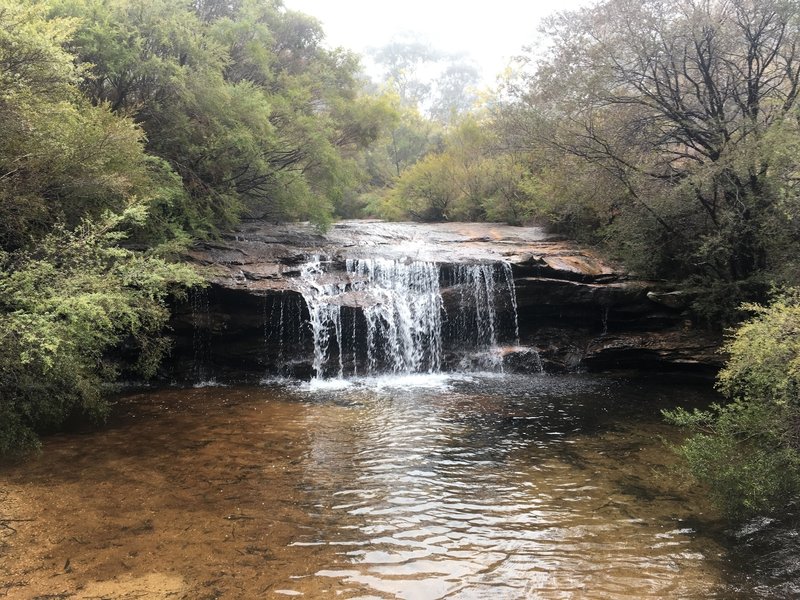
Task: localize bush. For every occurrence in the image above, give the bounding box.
[0,207,201,455]
[664,289,800,518]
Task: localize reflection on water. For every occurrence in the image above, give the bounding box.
[0,374,792,598]
[291,375,725,599]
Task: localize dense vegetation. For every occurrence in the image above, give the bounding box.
[0,0,393,452]
[664,291,800,518]
[1,0,799,521]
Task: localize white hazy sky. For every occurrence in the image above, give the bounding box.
[282,0,590,85]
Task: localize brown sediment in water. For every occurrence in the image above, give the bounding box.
[0,388,374,599]
[0,378,740,598]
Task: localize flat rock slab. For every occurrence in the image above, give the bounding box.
[187,220,622,291]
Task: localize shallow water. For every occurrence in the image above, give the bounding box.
[0,374,790,598]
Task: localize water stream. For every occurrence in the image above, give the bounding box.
[1,374,794,598]
[3,253,797,598]
[297,257,522,380]
[189,286,214,385]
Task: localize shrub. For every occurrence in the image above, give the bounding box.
[664,289,800,518]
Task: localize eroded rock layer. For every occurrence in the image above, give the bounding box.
[167,221,721,382]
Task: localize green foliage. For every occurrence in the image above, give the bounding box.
[49,0,394,232]
[717,292,800,405]
[362,96,437,181]
[376,114,534,224]
[429,62,480,125]
[387,152,460,221]
[0,0,203,454]
[480,155,535,226]
[0,0,175,248]
[497,0,800,320]
[664,290,800,518]
[0,208,201,455]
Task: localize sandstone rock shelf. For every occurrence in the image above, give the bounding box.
[167,220,722,381]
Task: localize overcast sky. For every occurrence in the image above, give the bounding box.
[282,0,590,86]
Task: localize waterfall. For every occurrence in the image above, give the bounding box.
[190,286,214,385]
[502,262,520,344]
[297,257,520,380]
[350,258,443,375]
[446,263,518,371]
[263,291,305,378]
[299,257,346,379]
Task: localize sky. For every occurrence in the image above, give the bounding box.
[282,0,590,86]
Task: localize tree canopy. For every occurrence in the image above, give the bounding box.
[0,0,394,453]
[494,0,800,321]
[49,0,395,233]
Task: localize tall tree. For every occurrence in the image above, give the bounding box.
[501,0,800,320]
[370,37,441,108]
[0,0,183,249]
[430,61,480,124]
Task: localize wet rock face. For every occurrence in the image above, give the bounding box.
[166,221,722,382]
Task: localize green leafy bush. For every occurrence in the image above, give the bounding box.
[665,290,800,518]
[0,208,201,455]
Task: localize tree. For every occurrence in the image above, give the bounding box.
[370,37,483,124]
[0,0,183,249]
[387,152,459,221]
[0,0,202,454]
[501,0,800,320]
[370,37,441,108]
[429,61,480,125]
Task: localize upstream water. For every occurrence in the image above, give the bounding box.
[2,373,795,598]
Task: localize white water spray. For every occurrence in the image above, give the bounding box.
[297,257,522,380]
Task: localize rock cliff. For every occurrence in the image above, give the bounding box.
[167,220,722,382]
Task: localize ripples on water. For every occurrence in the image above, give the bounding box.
[7,373,794,598]
[268,374,732,598]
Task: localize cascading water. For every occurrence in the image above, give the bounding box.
[502,262,521,344]
[262,291,305,379]
[299,257,347,379]
[190,286,214,385]
[444,263,522,371]
[297,256,522,380]
[349,258,443,375]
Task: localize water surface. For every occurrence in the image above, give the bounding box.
[0,374,785,598]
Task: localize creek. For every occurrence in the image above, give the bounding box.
[1,374,797,598]
[1,222,795,598]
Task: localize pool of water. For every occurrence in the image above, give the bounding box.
[0,374,794,598]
